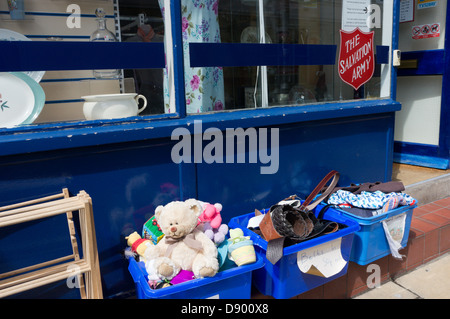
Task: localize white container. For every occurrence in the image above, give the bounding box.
[82,93,147,120]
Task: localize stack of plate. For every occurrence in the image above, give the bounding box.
[0,72,46,128]
[0,29,46,128]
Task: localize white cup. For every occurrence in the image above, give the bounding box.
[82,93,147,120]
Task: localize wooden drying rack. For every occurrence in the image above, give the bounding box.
[0,189,103,299]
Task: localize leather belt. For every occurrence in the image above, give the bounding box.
[259,170,342,264]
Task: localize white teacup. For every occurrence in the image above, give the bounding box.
[82,93,147,120]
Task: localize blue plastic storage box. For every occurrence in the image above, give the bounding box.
[128,254,264,299]
[228,204,360,299]
[336,203,417,265]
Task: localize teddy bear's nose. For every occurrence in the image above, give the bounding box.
[170,226,177,233]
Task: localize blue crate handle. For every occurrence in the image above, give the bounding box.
[332,203,418,225]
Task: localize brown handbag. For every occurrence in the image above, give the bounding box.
[259,170,341,264]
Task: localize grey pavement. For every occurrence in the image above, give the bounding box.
[354,252,450,299]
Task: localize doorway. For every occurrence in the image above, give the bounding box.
[394,0,450,170]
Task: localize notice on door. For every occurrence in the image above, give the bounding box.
[412,23,440,39]
[400,0,414,23]
[342,0,371,32]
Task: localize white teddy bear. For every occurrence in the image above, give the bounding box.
[144,199,219,281]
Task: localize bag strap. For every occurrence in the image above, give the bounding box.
[261,171,340,265]
[260,171,340,243]
[300,170,340,212]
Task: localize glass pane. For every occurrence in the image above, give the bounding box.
[181,0,391,113]
[170,0,226,113]
[120,0,167,115]
[0,0,167,128]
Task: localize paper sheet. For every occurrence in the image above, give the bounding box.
[342,0,371,32]
[381,212,407,259]
[297,238,347,278]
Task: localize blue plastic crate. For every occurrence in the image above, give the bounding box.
[228,204,360,299]
[336,203,417,265]
[128,254,264,299]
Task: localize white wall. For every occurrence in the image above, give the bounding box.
[398,0,447,51]
[395,75,442,145]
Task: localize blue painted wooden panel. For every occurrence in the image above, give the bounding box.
[393,152,449,170]
[439,1,450,168]
[189,44,390,68]
[189,43,337,67]
[0,139,197,298]
[394,141,450,169]
[397,50,445,76]
[0,41,165,72]
[0,112,396,298]
[394,141,442,157]
[196,114,396,224]
[0,41,390,72]
[375,45,390,64]
[0,99,401,158]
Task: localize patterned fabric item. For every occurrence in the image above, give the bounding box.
[328,190,416,210]
[159,0,225,113]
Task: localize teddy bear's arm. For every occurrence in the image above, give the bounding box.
[143,241,165,260]
[193,229,218,256]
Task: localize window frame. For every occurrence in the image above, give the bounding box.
[0,0,401,157]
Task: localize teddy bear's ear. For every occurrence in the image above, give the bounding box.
[155,205,164,220]
[190,204,201,217]
[185,198,202,217]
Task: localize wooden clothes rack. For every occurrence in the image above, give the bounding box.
[0,189,103,299]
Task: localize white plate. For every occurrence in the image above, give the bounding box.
[0,72,45,128]
[12,72,46,125]
[0,29,46,83]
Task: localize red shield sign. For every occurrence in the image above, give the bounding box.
[338,28,375,90]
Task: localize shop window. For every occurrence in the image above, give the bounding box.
[0,0,393,130]
[119,1,167,115]
[0,0,168,127]
[120,0,393,114]
[182,0,392,112]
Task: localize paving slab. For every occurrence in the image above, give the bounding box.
[354,281,418,299]
[395,253,450,299]
[354,253,450,299]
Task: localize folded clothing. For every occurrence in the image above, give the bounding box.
[322,181,405,202]
[328,190,416,210]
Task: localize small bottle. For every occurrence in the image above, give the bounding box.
[90,8,120,79]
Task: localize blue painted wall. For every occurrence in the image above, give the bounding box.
[0,112,395,298]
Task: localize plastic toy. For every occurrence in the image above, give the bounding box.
[126,231,153,259]
[227,228,256,266]
[198,202,228,245]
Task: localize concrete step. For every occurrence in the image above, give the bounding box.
[405,173,450,206]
